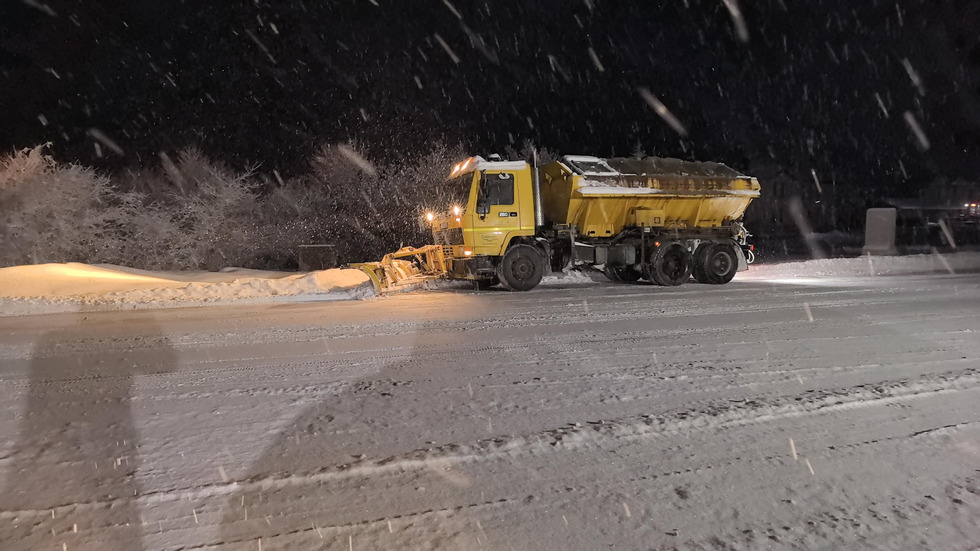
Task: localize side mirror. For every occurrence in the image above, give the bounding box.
[476,197,490,219]
[476,171,490,219]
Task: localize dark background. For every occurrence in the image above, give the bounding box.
[3,0,980,233]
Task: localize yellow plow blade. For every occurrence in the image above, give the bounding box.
[350,245,448,293]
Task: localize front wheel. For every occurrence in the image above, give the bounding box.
[496,244,545,291]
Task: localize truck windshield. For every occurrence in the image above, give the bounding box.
[444,173,473,210]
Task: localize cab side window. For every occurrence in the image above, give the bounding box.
[485,172,515,206]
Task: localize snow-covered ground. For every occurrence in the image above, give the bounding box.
[0,254,979,550]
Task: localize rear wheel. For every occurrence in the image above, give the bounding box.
[692,244,711,283]
[645,243,693,286]
[550,237,572,273]
[602,265,622,282]
[496,244,545,291]
[701,243,738,284]
[602,265,640,282]
[614,266,641,282]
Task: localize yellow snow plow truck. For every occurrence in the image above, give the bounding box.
[353,154,761,292]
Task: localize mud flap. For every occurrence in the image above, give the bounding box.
[735,245,748,272]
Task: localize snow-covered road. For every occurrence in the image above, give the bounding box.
[1,272,979,550]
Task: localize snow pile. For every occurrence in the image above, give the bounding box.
[0,262,372,316]
[741,251,980,280]
[540,269,601,286]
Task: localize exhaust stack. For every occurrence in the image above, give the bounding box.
[531,149,544,229]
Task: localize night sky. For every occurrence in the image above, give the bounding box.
[3,0,979,204]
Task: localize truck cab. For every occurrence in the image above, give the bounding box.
[429,156,538,286]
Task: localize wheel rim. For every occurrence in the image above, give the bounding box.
[663,250,686,280]
[498,245,544,291]
[511,255,534,280]
[649,244,692,286]
[708,250,733,277]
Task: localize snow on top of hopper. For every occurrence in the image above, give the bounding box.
[562,156,619,176]
[562,155,747,179]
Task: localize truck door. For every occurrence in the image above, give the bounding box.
[470,171,520,255]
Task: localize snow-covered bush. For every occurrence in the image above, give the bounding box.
[0,145,132,266]
[0,142,467,270]
[118,149,285,271]
[160,149,264,270]
[369,142,467,259]
[283,141,464,263]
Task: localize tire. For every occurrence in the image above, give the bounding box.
[496,244,545,291]
[702,243,738,284]
[550,239,572,273]
[603,265,641,283]
[602,265,622,282]
[646,243,693,286]
[615,266,642,282]
[475,277,498,290]
[692,244,711,283]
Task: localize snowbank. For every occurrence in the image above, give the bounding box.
[741,251,980,280]
[0,263,372,317]
[2,252,978,317]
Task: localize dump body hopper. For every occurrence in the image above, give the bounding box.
[540,156,760,238]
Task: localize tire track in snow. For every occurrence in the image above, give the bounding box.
[121,368,980,503]
[10,369,972,525]
[183,498,512,550]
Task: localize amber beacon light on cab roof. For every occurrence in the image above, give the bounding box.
[353,153,761,292]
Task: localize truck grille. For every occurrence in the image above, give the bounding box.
[433,227,463,246]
